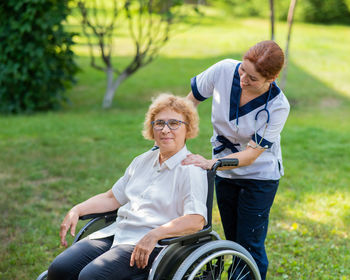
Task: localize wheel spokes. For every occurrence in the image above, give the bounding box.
[185,250,257,280]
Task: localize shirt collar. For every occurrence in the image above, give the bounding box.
[230,63,281,121]
[152,145,189,170]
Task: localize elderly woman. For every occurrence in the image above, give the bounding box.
[47,94,208,280]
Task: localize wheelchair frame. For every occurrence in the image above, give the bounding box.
[37,159,261,280]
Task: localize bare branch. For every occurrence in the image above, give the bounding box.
[92,0,102,30]
[78,1,106,72]
[126,1,140,58]
[78,0,121,73]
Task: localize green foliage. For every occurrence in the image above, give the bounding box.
[0,0,78,114]
[297,0,350,24]
[212,0,350,24]
[1,11,350,279]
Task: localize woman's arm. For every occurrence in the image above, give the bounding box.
[130,214,205,269]
[60,189,121,247]
[181,139,265,170]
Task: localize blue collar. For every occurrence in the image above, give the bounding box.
[229,63,281,122]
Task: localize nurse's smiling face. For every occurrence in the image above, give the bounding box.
[238,59,274,92]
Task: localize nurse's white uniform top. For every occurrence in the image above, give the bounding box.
[88,145,208,247]
[191,59,290,180]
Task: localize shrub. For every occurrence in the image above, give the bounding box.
[212,0,350,25]
[0,0,78,114]
[297,0,350,24]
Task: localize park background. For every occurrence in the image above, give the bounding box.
[1,0,350,279]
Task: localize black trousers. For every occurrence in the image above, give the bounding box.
[215,175,279,280]
[47,236,161,280]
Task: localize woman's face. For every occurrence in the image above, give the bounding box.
[153,108,187,156]
[238,59,273,91]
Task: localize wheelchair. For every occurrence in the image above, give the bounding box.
[37,159,261,280]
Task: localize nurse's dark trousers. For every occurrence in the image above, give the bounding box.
[215,175,279,280]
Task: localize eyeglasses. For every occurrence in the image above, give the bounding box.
[151,119,187,130]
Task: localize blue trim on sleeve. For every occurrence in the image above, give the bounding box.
[252,133,273,149]
[191,76,207,101]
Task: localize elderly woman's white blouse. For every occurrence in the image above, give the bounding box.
[191,59,290,180]
[88,145,208,247]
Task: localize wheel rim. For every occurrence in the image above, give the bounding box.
[186,249,258,280]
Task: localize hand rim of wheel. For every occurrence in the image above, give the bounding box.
[188,249,259,280]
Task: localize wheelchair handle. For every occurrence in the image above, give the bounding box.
[211,158,239,171]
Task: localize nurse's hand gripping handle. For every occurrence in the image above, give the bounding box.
[212,158,239,171]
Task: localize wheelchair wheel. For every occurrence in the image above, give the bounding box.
[172,240,261,280]
[149,231,221,280]
[36,270,47,280]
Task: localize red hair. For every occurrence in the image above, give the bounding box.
[243,40,285,79]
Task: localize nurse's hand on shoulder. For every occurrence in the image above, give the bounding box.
[182,154,217,170]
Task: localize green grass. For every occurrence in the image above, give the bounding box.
[1,7,350,280]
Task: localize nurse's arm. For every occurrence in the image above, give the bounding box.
[130,214,205,269]
[182,139,265,170]
[186,91,201,107]
[218,139,265,170]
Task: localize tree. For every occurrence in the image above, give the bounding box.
[269,0,275,40]
[77,0,195,109]
[280,0,297,90]
[0,0,78,114]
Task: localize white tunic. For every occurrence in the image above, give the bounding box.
[191,59,290,180]
[88,145,208,247]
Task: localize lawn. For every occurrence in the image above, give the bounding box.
[1,7,350,280]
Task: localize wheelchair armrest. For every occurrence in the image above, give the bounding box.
[158,225,212,246]
[79,210,118,221]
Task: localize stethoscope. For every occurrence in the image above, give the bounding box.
[235,83,272,149]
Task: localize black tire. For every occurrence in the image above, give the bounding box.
[172,240,261,280]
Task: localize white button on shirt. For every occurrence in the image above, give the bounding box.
[88,145,208,247]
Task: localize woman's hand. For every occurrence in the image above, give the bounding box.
[130,230,159,269]
[58,190,121,248]
[59,208,79,247]
[181,154,217,170]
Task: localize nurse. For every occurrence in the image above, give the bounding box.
[182,40,290,280]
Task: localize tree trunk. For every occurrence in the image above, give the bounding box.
[269,0,275,41]
[102,69,129,108]
[281,0,297,90]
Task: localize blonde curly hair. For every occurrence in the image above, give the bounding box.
[142,93,199,140]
